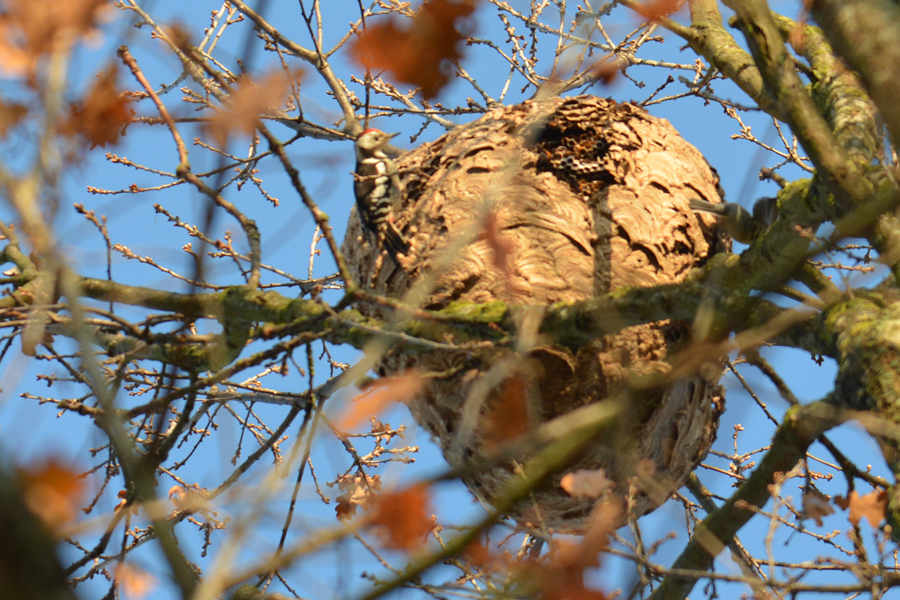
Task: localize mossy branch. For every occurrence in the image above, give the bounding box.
[72,274,823,368]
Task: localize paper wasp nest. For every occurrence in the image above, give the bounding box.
[342,96,726,532]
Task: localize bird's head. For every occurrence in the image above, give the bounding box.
[355,128,399,154]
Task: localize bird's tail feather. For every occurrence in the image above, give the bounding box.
[382,223,410,263]
[688,198,727,216]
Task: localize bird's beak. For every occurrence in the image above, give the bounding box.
[386,132,400,140]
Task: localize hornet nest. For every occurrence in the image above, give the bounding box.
[341,95,727,533]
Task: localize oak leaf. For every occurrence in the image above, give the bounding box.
[463,540,513,575]
[18,458,86,534]
[0,0,110,76]
[0,98,27,137]
[349,0,476,99]
[589,59,621,85]
[336,371,424,430]
[115,563,157,600]
[519,501,617,600]
[168,483,210,515]
[480,374,530,448]
[65,68,133,149]
[480,210,516,288]
[835,489,888,528]
[205,71,293,147]
[334,473,381,521]
[802,488,834,527]
[630,0,685,20]
[368,484,433,550]
[560,469,615,499]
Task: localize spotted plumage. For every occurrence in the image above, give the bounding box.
[354,129,410,262]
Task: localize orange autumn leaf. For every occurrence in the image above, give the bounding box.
[334,473,382,521]
[205,71,293,147]
[349,0,476,99]
[518,501,617,600]
[65,68,133,149]
[543,580,608,600]
[553,499,619,571]
[0,98,27,137]
[462,539,497,571]
[788,22,807,51]
[370,418,395,444]
[481,374,530,448]
[0,0,111,76]
[802,488,834,527]
[115,563,157,600]
[589,59,621,86]
[560,468,615,499]
[520,558,608,600]
[168,483,210,515]
[369,484,434,550]
[463,539,492,568]
[163,21,194,56]
[630,0,685,20]
[463,539,511,574]
[335,494,357,521]
[18,458,86,533]
[836,489,888,528]
[336,371,424,430]
[480,210,516,286]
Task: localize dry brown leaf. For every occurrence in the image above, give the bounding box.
[369,484,434,550]
[349,0,476,99]
[589,60,620,85]
[463,539,512,574]
[520,558,608,600]
[20,272,55,355]
[555,499,619,570]
[0,0,110,76]
[336,371,424,430]
[115,563,157,600]
[836,489,888,528]
[560,469,615,499]
[334,473,381,521]
[370,418,396,444]
[114,489,138,514]
[168,483,210,514]
[517,500,616,600]
[480,374,530,448]
[65,68,133,149]
[18,458,86,534]
[480,210,516,287]
[802,488,834,526]
[788,22,807,50]
[630,0,685,20]
[545,581,608,600]
[20,312,52,356]
[335,494,357,521]
[463,539,491,566]
[0,99,27,137]
[205,71,293,147]
[163,22,194,56]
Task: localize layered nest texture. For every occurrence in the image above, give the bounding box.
[341,95,727,533]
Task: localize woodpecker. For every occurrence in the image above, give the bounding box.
[689,196,778,244]
[354,128,410,262]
